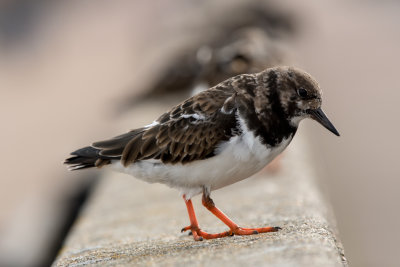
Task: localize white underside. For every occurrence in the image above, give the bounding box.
[110,114,293,198]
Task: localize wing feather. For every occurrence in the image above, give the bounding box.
[91,86,240,166]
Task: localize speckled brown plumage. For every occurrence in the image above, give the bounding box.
[65,66,339,171]
[94,87,239,166]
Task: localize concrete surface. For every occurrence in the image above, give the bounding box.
[53,133,347,267]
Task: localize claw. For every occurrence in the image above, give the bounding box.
[181,226,191,233]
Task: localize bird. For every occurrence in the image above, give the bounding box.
[118,27,289,112]
[65,66,340,241]
[117,2,297,112]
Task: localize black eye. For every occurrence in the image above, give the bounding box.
[297,88,308,98]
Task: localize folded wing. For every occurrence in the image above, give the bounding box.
[92,88,239,167]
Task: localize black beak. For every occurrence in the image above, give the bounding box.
[307,108,340,136]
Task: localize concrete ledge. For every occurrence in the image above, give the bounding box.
[53,133,347,266]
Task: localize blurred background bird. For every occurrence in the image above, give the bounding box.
[117,3,297,111]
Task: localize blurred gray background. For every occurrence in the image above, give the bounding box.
[0,0,399,266]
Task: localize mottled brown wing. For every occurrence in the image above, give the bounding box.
[94,87,239,166]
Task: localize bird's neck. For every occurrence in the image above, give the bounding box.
[241,69,297,146]
[239,107,297,147]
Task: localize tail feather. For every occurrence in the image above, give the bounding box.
[65,130,143,171]
[64,146,114,171]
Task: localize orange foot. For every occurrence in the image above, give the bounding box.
[181,226,232,241]
[181,225,280,241]
[182,193,281,241]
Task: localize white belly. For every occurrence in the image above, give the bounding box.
[110,117,292,198]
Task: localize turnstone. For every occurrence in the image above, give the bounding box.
[65,66,339,241]
[119,3,296,110]
[126,28,286,104]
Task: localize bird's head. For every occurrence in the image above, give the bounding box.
[256,66,340,136]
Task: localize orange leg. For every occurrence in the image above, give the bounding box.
[201,193,281,235]
[182,191,281,241]
[182,195,232,241]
